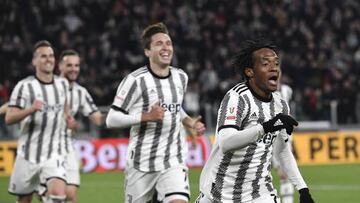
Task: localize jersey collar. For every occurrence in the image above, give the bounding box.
[146,62,171,79]
[246,81,273,102]
[35,74,54,84]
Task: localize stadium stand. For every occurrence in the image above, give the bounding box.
[1,0,360,138]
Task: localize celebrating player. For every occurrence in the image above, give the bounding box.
[6,40,75,203]
[106,22,205,203]
[196,38,315,203]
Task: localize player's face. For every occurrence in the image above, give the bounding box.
[32,46,55,74]
[249,48,280,96]
[59,55,80,82]
[146,33,173,68]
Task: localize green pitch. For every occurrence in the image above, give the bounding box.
[1,164,359,202]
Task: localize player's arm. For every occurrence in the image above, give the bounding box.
[181,108,205,136]
[215,92,262,152]
[61,79,77,130]
[106,103,164,128]
[88,111,104,127]
[218,124,264,152]
[0,102,8,115]
[106,75,165,128]
[5,100,42,125]
[64,103,78,130]
[218,113,297,153]
[81,90,105,127]
[274,135,315,202]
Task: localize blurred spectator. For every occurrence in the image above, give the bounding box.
[0,81,9,139]
[0,80,10,104]
[0,0,360,129]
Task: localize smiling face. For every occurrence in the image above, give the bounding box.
[145,32,173,69]
[245,48,280,98]
[32,46,55,74]
[59,55,80,82]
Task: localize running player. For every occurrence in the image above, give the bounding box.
[6,40,76,203]
[106,22,205,203]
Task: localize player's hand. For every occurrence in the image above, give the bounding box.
[299,188,315,203]
[142,102,165,122]
[31,100,43,112]
[276,168,287,180]
[278,114,298,135]
[66,115,78,130]
[262,113,298,134]
[192,116,206,136]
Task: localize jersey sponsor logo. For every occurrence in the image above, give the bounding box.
[260,132,277,145]
[41,103,63,113]
[161,102,181,113]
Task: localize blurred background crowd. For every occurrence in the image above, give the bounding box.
[1,0,360,138]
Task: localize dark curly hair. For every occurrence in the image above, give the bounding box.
[233,37,278,80]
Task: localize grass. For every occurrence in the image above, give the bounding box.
[1,164,359,202]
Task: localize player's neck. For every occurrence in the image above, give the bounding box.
[149,61,170,78]
[61,75,75,88]
[247,80,272,102]
[36,71,53,84]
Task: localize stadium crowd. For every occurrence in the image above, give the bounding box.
[1,0,360,131]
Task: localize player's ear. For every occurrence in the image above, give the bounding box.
[245,67,254,78]
[32,56,37,67]
[58,62,63,72]
[144,49,151,57]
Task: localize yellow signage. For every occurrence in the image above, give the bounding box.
[0,141,17,176]
[293,131,360,165]
[1,131,360,176]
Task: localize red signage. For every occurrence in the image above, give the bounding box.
[74,136,210,173]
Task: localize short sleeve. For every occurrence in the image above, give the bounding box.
[111,75,139,113]
[81,88,99,116]
[8,82,28,109]
[216,91,247,132]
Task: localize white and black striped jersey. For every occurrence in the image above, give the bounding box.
[62,82,99,153]
[199,82,290,202]
[111,65,188,172]
[8,75,70,164]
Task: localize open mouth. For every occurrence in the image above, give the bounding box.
[160,52,171,59]
[268,75,278,85]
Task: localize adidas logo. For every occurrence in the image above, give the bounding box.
[275,120,284,126]
[249,112,257,120]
